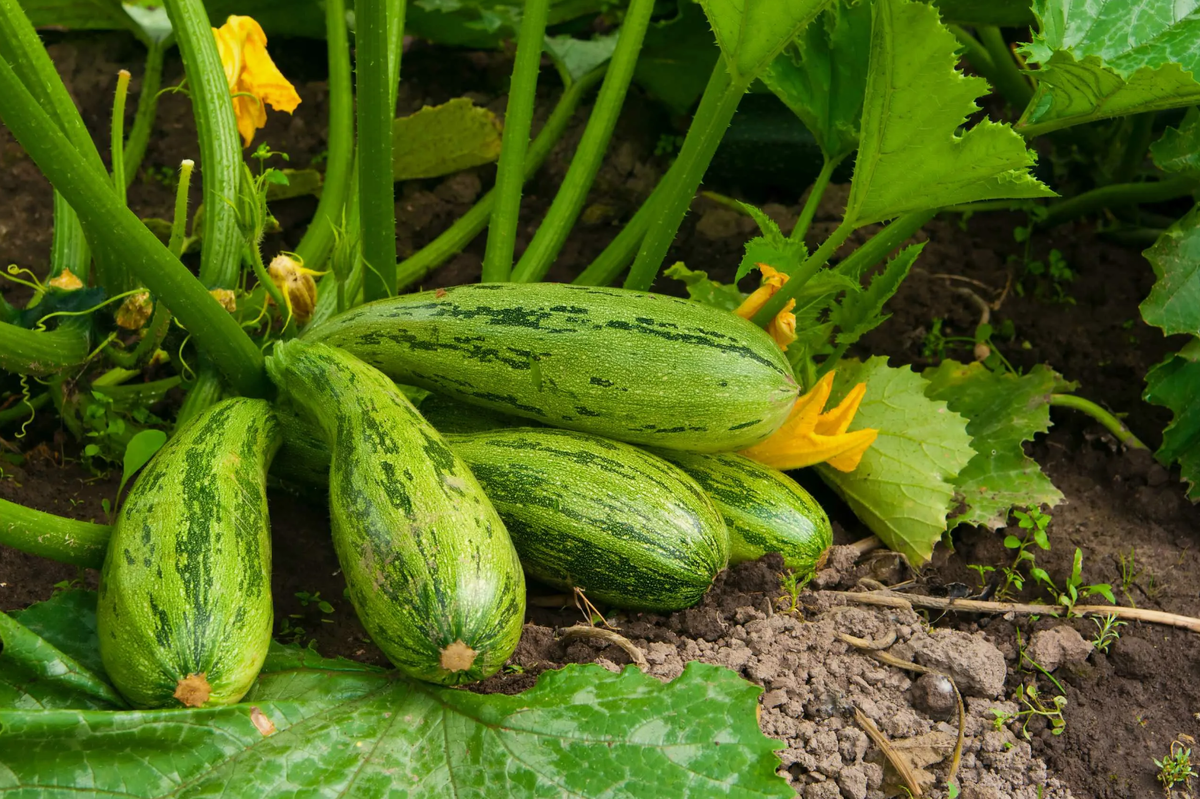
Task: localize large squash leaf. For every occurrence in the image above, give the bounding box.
[1144,340,1200,501]
[1018,0,1200,135]
[1150,108,1200,177]
[923,361,1062,529]
[0,592,791,798]
[697,0,834,85]
[844,0,1054,227]
[816,357,974,564]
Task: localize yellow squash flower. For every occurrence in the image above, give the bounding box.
[267,254,322,323]
[735,264,797,351]
[740,371,878,473]
[213,16,301,148]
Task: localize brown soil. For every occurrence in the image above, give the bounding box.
[2,32,1199,799]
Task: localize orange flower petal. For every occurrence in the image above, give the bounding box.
[814,381,867,437]
[822,428,879,472]
[766,299,797,350]
[212,15,300,148]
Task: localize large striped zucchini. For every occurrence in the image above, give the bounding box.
[447,428,730,611]
[304,283,799,452]
[267,340,525,685]
[656,451,832,574]
[97,398,279,708]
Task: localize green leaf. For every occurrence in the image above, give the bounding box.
[816,357,974,563]
[1151,108,1200,176]
[830,242,923,346]
[664,262,746,311]
[545,32,618,86]
[118,428,167,502]
[0,593,791,798]
[845,0,1054,227]
[10,590,107,676]
[633,0,721,114]
[735,201,809,281]
[1140,203,1200,337]
[923,361,1063,529]
[698,0,834,85]
[1017,0,1200,135]
[16,0,135,32]
[393,98,504,181]
[761,0,872,163]
[1144,339,1200,500]
[0,594,124,710]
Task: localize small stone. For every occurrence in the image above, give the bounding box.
[910,630,1007,698]
[761,689,788,709]
[909,672,957,719]
[1026,625,1093,672]
[836,766,868,799]
[804,781,841,799]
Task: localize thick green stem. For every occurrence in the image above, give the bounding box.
[123,38,167,187]
[357,0,399,300]
[111,70,131,206]
[387,0,406,110]
[835,209,937,282]
[0,497,110,569]
[976,26,1033,111]
[1112,112,1156,185]
[791,155,840,243]
[168,160,195,258]
[1049,394,1148,451]
[49,194,91,283]
[166,0,242,290]
[0,55,269,397]
[572,177,665,287]
[625,63,747,291]
[176,362,226,424]
[481,0,552,282]
[388,66,606,294]
[294,0,354,270]
[0,392,48,426]
[1040,175,1199,228]
[751,219,855,326]
[511,0,654,283]
[0,322,90,376]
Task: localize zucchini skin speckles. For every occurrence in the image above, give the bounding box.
[97,398,280,708]
[448,427,730,611]
[267,340,525,685]
[305,282,799,452]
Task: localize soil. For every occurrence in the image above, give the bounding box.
[2,32,1199,799]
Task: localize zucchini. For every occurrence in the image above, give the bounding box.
[304,283,798,452]
[656,451,832,574]
[267,340,525,685]
[97,398,279,708]
[447,427,730,611]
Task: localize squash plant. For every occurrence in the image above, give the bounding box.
[2,0,1200,793]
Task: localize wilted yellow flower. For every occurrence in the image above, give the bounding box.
[115,291,153,330]
[48,269,83,291]
[740,371,878,473]
[209,288,238,312]
[267,254,321,323]
[212,16,301,148]
[735,264,797,351]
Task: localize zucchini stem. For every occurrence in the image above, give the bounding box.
[790,155,841,243]
[0,496,111,569]
[975,26,1033,111]
[482,0,552,282]
[1039,175,1199,228]
[1048,394,1148,451]
[110,69,131,206]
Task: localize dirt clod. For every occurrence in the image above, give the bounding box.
[1027,626,1093,673]
[908,630,1007,698]
[909,672,958,720]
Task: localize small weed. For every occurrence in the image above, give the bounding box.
[776,569,813,615]
[51,576,86,595]
[995,507,1054,601]
[1012,682,1068,739]
[967,563,995,592]
[1118,546,1142,606]
[654,134,685,158]
[1031,547,1115,617]
[277,617,308,646]
[922,317,948,361]
[502,663,526,675]
[1154,739,1196,797]
[295,591,335,615]
[1090,614,1126,653]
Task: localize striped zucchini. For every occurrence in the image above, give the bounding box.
[656,451,832,574]
[267,340,525,685]
[447,428,730,611]
[304,283,799,452]
[97,398,279,708]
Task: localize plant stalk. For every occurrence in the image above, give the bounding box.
[511,0,654,283]
[625,63,747,291]
[0,55,269,397]
[0,497,110,569]
[976,26,1033,111]
[164,0,243,291]
[481,0,552,282]
[791,155,841,243]
[751,219,856,326]
[1112,112,1156,185]
[387,65,607,295]
[356,0,399,300]
[835,209,936,281]
[1049,394,1148,450]
[111,69,132,206]
[0,322,90,376]
[1039,175,1199,228]
[294,0,354,271]
[572,177,665,287]
[122,37,167,187]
